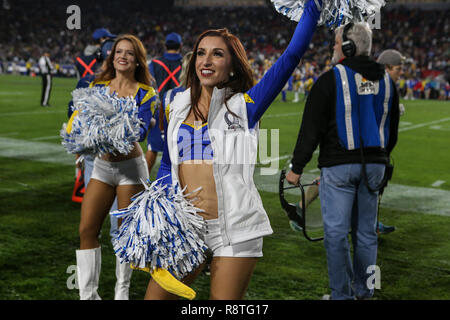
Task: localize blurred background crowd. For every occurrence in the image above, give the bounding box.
[1,0,449,100]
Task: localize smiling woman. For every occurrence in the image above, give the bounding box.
[73,34,158,300]
[114,41,138,73]
[196,38,232,89]
[147,0,323,301]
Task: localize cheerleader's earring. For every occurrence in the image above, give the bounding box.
[230,71,234,77]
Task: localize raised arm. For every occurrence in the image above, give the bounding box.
[246,0,322,129]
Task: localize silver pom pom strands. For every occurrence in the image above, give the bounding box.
[271,0,386,29]
[60,86,144,157]
[111,177,208,282]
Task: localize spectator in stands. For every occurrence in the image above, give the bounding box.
[445,81,450,100]
[405,75,415,100]
[1,1,448,101]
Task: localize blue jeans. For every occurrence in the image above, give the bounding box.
[84,158,119,244]
[319,163,385,300]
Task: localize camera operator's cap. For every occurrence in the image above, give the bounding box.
[92,28,117,40]
[377,49,406,66]
[165,32,182,45]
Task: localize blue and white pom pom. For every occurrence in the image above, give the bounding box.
[111,177,208,280]
[60,86,143,157]
[271,0,386,29]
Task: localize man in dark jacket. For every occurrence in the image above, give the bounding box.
[286,22,400,300]
[375,49,407,234]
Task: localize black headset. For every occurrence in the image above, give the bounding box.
[95,39,115,63]
[342,22,356,58]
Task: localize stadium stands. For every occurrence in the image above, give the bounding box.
[0,0,448,99]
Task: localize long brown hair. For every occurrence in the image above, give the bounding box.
[186,28,254,122]
[95,34,153,86]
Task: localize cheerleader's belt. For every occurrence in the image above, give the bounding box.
[131,265,196,300]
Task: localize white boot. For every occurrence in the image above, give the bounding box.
[76,247,102,300]
[114,257,133,300]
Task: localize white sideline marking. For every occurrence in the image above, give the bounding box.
[0,137,449,217]
[32,135,61,141]
[254,171,450,217]
[264,112,301,119]
[432,180,446,187]
[429,125,450,131]
[0,92,25,95]
[0,137,74,166]
[260,154,291,165]
[399,117,450,132]
[17,182,29,187]
[0,110,66,117]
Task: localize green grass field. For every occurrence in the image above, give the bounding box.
[0,74,449,300]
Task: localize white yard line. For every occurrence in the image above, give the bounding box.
[0,92,25,95]
[259,154,291,165]
[254,170,450,217]
[430,125,450,131]
[0,137,74,166]
[399,117,450,132]
[32,135,61,141]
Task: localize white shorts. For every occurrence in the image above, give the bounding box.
[91,155,149,187]
[204,218,263,258]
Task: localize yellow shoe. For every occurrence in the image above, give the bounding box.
[131,265,196,300]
